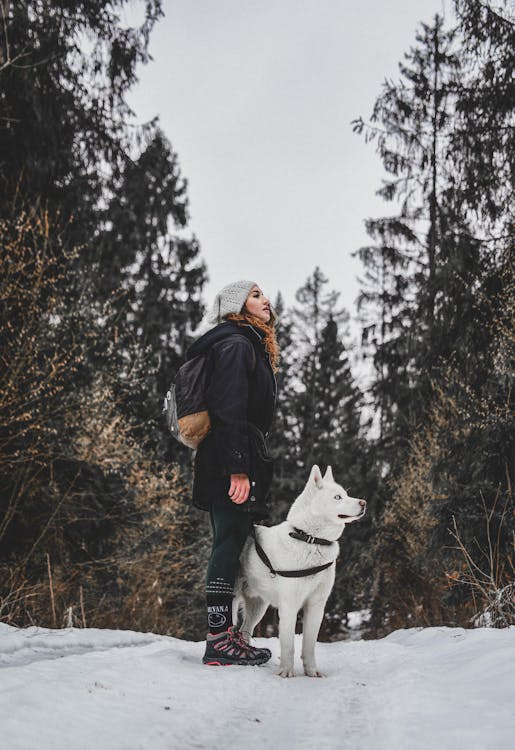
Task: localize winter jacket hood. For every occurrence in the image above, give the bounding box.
[187,320,266,360]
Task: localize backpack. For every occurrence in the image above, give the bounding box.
[163,353,211,449]
[163,334,257,449]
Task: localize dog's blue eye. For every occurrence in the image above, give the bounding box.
[334,494,342,500]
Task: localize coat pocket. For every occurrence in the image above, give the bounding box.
[247,424,274,506]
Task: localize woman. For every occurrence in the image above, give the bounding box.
[188,280,279,666]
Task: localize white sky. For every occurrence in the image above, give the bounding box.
[127,0,450,322]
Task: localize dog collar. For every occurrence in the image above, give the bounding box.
[288,527,334,546]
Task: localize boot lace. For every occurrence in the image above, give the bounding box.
[231,627,270,656]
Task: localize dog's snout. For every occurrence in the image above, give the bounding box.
[359,500,366,508]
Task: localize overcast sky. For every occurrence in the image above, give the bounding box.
[127,0,450,323]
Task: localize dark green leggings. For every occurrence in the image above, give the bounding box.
[206,506,252,596]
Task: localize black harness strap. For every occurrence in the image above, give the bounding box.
[288,527,333,546]
[250,525,334,578]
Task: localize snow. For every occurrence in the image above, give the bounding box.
[1,623,514,750]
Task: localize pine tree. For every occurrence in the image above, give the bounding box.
[0,1,163,243]
[98,131,207,449]
[0,3,210,630]
[267,292,298,518]
[450,0,514,229]
[0,3,207,455]
[279,270,376,629]
[354,15,462,467]
[354,9,514,631]
[290,268,366,493]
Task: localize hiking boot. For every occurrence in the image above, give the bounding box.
[233,628,272,661]
[202,625,272,666]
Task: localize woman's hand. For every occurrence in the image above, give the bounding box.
[229,473,250,504]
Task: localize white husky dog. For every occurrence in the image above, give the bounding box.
[234,464,366,678]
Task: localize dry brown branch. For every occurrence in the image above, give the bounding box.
[46,553,56,627]
[0,205,208,636]
[79,585,86,628]
[448,491,514,628]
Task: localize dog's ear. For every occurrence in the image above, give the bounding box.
[323,466,334,483]
[309,464,324,490]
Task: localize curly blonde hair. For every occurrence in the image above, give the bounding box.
[225,311,280,372]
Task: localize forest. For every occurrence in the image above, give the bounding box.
[0,0,513,640]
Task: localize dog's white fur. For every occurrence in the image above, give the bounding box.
[234,465,366,678]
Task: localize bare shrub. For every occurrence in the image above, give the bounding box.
[367,252,514,634]
[448,488,514,627]
[70,387,210,638]
[0,205,209,637]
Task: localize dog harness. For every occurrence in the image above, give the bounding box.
[250,525,335,578]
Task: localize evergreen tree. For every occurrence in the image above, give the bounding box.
[290,268,366,494]
[98,130,207,451]
[0,3,209,631]
[267,292,298,518]
[0,2,207,454]
[450,0,514,229]
[355,8,514,631]
[282,270,376,630]
[354,15,462,466]
[0,1,163,243]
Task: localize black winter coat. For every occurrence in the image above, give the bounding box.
[188,321,277,519]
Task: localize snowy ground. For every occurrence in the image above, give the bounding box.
[1,623,514,750]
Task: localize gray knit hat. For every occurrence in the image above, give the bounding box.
[207,280,257,324]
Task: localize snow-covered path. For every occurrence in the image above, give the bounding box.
[1,623,513,750]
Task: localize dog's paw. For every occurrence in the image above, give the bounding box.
[277,667,295,678]
[304,667,326,678]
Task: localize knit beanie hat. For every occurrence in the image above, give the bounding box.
[206,280,257,324]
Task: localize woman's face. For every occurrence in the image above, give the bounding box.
[244,285,271,323]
